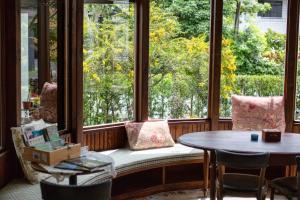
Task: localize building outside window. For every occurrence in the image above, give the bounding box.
[258,0,283,18]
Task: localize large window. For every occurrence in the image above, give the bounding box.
[83,0,134,126]
[148,0,210,119]
[220,0,286,118]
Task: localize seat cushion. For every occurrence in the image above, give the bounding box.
[271,176,298,196]
[231,95,285,133]
[80,143,204,185]
[125,121,175,150]
[222,173,261,192]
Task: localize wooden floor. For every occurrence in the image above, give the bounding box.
[0,179,286,200]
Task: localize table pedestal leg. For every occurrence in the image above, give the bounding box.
[69,175,77,185]
[210,150,216,200]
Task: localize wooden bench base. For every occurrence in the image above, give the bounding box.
[112,162,206,200]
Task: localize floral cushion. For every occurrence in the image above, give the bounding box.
[39,82,57,123]
[125,121,175,150]
[11,127,39,184]
[232,95,286,133]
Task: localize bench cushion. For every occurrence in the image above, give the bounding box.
[80,143,204,185]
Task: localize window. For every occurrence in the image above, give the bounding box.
[258,0,283,18]
[295,35,300,120]
[20,0,60,125]
[220,0,286,118]
[83,0,135,126]
[21,0,38,105]
[49,0,58,82]
[148,0,210,119]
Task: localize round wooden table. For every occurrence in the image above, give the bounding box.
[178,131,300,200]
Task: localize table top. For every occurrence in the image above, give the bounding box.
[32,152,115,176]
[178,131,300,155]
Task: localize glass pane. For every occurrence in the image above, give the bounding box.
[21,0,38,104]
[220,0,286,118]
[295,20,300,119]
[21,1,61,126]
[21,0,39,124]
[83,1,134,126]
[148,0,210,119]
[49,0,58,82]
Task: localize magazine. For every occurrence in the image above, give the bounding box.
[64,156,111,172]
[55,162,91,172]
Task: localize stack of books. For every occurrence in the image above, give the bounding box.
[55,156,111,172]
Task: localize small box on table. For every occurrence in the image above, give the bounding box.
[262,129,281,142]
[23,143,81,166]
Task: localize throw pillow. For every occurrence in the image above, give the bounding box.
[39,82,57,123]
[231,95,286,133]
[125,121,175,150]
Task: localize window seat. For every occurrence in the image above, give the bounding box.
[80,143,204,185]
[76,143,208,200]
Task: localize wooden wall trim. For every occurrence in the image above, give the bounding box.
[208,0,223,130]
[0,150,13,188]
[57,0,66,131]
[284,0,300,132]
[69,0,83,143]
[134,0,149,122]
[0,0,21,188]
[4,0,21,146]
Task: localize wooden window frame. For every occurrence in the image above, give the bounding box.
[78,0,300,136]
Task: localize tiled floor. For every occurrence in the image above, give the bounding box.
[0,179,286,200]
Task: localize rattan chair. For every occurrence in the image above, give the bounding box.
[270,156,300,200]
[40,179,112,200]
[215,150,270,200]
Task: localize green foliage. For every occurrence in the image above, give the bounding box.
[232,26,284,75]
[167,0,211,38]
[82,0,291,124]
[83,4,134,125]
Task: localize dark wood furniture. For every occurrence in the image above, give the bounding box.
[40,179,112,200]
[270,156,300,200]
[215,150,269,200]
[178,130,300,200]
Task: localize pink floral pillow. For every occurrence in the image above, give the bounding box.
[125,121,175,150]
[232,95,286,133]
[39,82,57,123]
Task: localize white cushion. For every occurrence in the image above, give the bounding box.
[80,144,204,185]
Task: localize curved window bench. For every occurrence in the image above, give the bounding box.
[79,143,208,200]
[78,119,294,199]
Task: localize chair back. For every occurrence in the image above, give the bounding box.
[40,180,112,200]
[216,150,270,169]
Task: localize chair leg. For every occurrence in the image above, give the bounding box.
[270,187,275,200]
[203,150,209,197]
